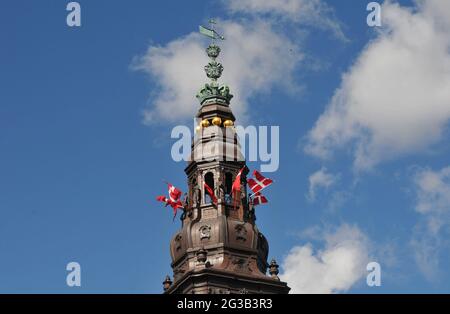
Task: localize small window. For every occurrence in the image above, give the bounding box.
[225,172,233,195]
[204,172,215,204]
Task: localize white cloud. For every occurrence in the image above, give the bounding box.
[133,0,347,124]
[132,33,206,123]
[410,225,442,282]
[414,166,450,220]
[307,167,338,201]
[280,224,370,294]
[305,0,450,170]
[226,0,347,41]
[326,190,350,212]
[411,166,450,281]
[133,19,302,124]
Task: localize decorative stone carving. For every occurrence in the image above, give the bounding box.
[174,234,182,252]
[205,61,223,82]
[216,179,225,203]
[219,85,232,99]
[196,83,233,103]
[196,247,208,264]
[235,224,247,241]
[193,184,201,209]
[269,259,280,281]
[231,257,252,273]
[206,44,220,59]
[162,275,172,292]
[199,225,211,240]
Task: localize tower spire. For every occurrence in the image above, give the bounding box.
[163,22,290,295]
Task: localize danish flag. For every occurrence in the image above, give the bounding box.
[168,183,182,203]
[252,192,268,206]
[232,166,249,209]
[232,166,246,194]
[156,183,183,220]
[204,182,217,206]
[247,170,273,195]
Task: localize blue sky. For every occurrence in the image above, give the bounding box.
[1,0,450,293]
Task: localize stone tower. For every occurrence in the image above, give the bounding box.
[163,25,290,294]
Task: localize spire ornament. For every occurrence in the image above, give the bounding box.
[204,50,223,84]
[196,19,233,104]
[269,259,280,281]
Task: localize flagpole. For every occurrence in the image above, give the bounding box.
[209,19,215,46]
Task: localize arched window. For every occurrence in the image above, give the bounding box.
[204,172,215,204]
[225,172,233,195]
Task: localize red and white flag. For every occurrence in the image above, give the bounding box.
[156,183,184,220]
[252,192,268,206]
[247,170,273,195]
[168,183,182,203]
[231,167,244,195]
[156,195,182,207]
[232,166,249,209]
[204,182,217,206]
[156,195,169,205]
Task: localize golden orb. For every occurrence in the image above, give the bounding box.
[201,119,210,127]
[212,117,222,126]
[223,120,234,127]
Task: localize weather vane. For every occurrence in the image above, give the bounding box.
[199,19,225,44]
